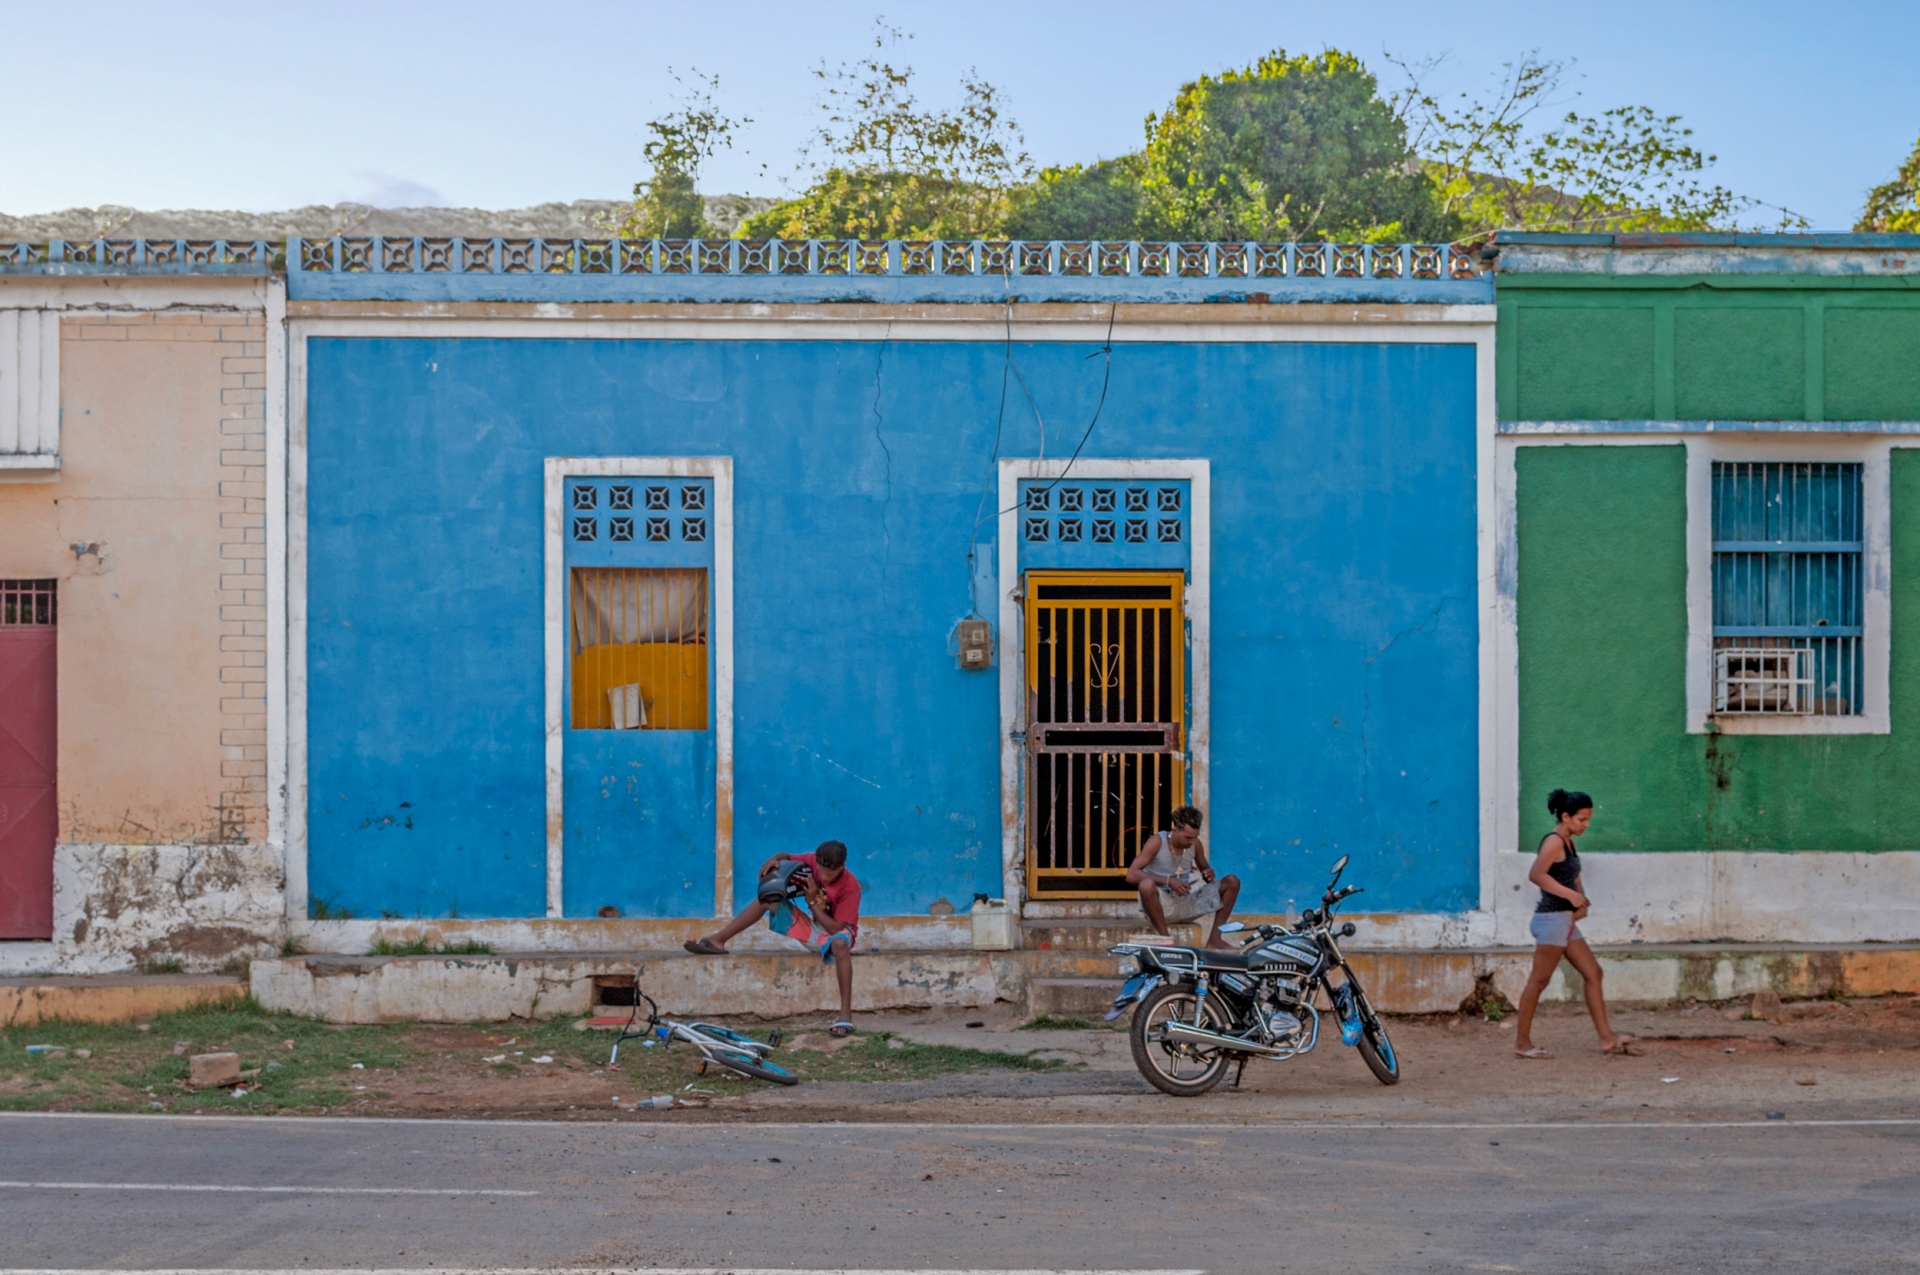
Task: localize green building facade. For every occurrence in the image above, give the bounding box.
[1494,233,1920,944]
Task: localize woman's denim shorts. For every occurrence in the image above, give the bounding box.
[1529,911,1584,948]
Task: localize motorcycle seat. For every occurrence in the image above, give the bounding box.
[1192,947,1253,970]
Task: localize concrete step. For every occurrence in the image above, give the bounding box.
[1,974,248,1027]
[1022,918,1205,952]
[1028,977,1126,1019]
[246,943,1920,1024]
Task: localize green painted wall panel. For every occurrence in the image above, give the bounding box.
[1825,309,1920,420]
[1516,445,1920,853]
[1499,277,1920,422]
[1674,308,1804,420]
[1514,306,1655,420]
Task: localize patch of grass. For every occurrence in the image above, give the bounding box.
[279,935,308,957]
[367,937,496,957]
[140,955,184,975]
[0,998,411,1115]
[309,894,352,921]
[1019,1014,1098,1030]
[0,1007,1077,1119]
[368,937,434,957]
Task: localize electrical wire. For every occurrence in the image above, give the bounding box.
[963,262,1119,617]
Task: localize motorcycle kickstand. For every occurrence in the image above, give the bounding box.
[1229,1057,1247,1091]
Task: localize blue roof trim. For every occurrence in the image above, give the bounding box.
[283,236,1492,304]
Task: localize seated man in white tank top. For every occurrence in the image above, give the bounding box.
[1123,806,1242,949]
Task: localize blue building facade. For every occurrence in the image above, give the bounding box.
[292,238,1495,929]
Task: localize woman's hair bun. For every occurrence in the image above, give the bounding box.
[1547,788,1593,817]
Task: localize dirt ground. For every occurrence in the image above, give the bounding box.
[10,993,1917,1124]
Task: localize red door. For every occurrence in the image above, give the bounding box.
[0,580,57,939]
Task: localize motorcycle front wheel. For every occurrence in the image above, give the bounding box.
[1129,984,1235,1097]
[1357,1016,1401,1085]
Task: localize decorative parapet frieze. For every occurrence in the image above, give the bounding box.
[0,236,1493,302]
[284,236,1490,305]
[0,239,275,275]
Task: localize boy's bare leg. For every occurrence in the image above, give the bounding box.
[1136,882,1171,935]
[1205,874,1242,948]
[828,934,854,1022]
[701,901,770,949]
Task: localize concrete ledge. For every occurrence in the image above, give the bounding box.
[249,943,1920,1023]
[0,974,249,1026]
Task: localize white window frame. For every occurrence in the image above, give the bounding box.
[543,456,735,918]
[1685,435,1891,735]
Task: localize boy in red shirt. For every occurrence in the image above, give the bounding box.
[684,839,862,1036]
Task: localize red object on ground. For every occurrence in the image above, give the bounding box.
[0,621,56,939]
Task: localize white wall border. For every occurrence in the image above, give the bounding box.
[542,456,735,920]
[997,458,1210,915]
[265,277,290,886]
[1684,434,1892,736]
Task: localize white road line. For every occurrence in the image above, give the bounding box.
[1,1111,1916,1133]
[0,1182,536,1197]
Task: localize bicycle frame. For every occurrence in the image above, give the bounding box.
[608,982,781,1069]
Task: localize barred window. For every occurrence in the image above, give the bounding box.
[0,579,56,626]
[1711,462,1862,716]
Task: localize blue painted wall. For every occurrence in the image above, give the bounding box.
[306,336,1480,918]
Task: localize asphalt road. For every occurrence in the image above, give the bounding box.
[2,1112,1917,1274]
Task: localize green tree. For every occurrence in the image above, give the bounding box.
[740,25,1030,240]
[1391,52,1801,237]
[1856,135,1920,232]
[607,70,745,239]
[1004,158,1143,240]
[1130,50,1455,243]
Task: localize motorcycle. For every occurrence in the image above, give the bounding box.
[1107,854,1400,1096]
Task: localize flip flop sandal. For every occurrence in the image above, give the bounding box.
[1602,1040,1644,1056]
[682,938,727,955]
[1514,1046,1554,1059]
[829,1021,854,1038]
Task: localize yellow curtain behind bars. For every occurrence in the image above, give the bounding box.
[569,567,709,730]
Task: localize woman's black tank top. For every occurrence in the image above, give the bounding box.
[1535,834,1581,913]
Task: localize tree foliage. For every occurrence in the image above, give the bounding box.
[740,24,1030,240]
[607,70,746,239]
[613,37,1784,246]
[1391,53,1798,238]
[1131,50,1454,243]
[1856,135,1920,233]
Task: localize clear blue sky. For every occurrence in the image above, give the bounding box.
[3,0,1914,232]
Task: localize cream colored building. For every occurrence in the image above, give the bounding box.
[0,250,287,973]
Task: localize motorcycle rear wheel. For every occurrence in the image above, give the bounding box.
[1129,984,1235,1097]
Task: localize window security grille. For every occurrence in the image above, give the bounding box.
[1711,462,1862,716]
[0,579,56,626]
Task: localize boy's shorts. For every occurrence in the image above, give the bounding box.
[767,900,855,964]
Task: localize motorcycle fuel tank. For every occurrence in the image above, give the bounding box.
[1246,934,1320,973]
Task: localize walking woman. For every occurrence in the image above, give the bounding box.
[1513,789,1638,1059]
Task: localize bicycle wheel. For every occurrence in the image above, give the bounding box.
[708,1047,800,1086]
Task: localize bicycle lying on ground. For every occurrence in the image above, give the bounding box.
[607,977,799,1086]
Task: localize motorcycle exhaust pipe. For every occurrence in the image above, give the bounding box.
[1159,1021,1285,1058]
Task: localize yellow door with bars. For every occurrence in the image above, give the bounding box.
[1025,570,1187,898]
